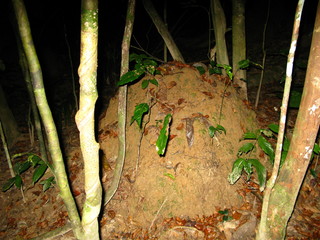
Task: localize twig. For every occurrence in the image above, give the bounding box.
[255,0,270,109]
[149,197,167,231]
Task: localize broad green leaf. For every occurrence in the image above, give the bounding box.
[32,164,48,183]
[15,161,31,175]
[242,132,257,140]
[280,150,288,167]
[156,114,172,155]
[242,161,253,181]
[257,135,275,163]
[219,209,229,215]
[130,103,149,128]
[247,159,266,191]
[149,79,159,86]
[196,66,206,75]
[238,143,254,156]
[216,125,226,134]
[209,67,222,75]
[217,64,233,79]
[2,177,16,192]
[228,158,245,184]
[28,154,42,167]
[209,126,216,138]
[129,53,148,63]
[238,59,250,69]
[268,123,279,133]
[141,80,149,89]
[117,69,144,86]
[15,175,22,188]
[40,177,55,192]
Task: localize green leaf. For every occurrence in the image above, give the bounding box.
[40,177,55,192]
[289,90,302,108]
[314,143,320,154]
[280,150,288,167]
[238,59,250,69]
[32,164,48,183]
[156,114,172,155]
[208,126,216,138]
[268,123,279,133]
[242,132,257,140]
[196,66,206,75]
[283,137,290,151]
[217,64,233,79]
[209,67,222,75]
[15,175,23,189]
[242,160,253,180]
[164,173,175,180]
[129,53,148,63]
[247,159,266,191]
[117,69,144,86]
[141,80,149,89]
[257,135,275,163]
[2,177,16,192]
[216,125,226,134]
[228,158,245,184]
[310,169,317,178]
[238,143,254,156]
[130,103,149,128]
[28,154,42,167]
[149,79,159,86]
[14,161,31,175]
[261,129,273,138]
[219,209,229,215]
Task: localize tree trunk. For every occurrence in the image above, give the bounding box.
[232,0,247,99]
[259,1,319,239]
[142,0,185,63]
[211,0,229,71]
[104,0,136,206]
[0,84,20,147]
[12,0,83,238]
[76,0,101,239]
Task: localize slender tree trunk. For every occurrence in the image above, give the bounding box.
[211,0,229,71]
[76,0,101,238]
[232,0,247,99]
[142,0,185,63]
[104,0,136,206]
[258,1,320,239]
[12,0,83,238]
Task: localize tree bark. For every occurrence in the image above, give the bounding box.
[258,1,319,239]
[232,0,247,99]
[142,0,185,63]
[76,0,101,239]
[12,0,83,238]
[104,0,136,206]
[211,0,229,71]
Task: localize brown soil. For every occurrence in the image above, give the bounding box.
[0,63,319,239]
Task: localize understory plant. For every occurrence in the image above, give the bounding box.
[228,123,319,191]
[2,152,54,192]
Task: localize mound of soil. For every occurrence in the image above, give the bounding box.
[99,62,259,237]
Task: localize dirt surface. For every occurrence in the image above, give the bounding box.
[0,63,320,239]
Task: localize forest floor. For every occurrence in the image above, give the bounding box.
[0,63,320,240]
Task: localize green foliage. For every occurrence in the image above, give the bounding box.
[195,66,206,75]
[218,209,233,222]
[2,153,54,192]
[209,61,222,75]
[238,59,263,70]
[217,63,233,80]
[208,124,226,138]
[130,103,149,128]
[156,114,172,156]
[141,79,158,89]
[117,53,158,86]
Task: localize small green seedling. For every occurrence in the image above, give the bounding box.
[208,125,226,138]
[2,153,54,192]
[218,209,233,222]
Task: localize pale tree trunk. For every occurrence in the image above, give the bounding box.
[142,0,185,63]
[258,1,320,239]
[104,0,136,206]
[232,0,247,99]
[211,0,229,71]
[76,0,101,239]
[12,0,83,238]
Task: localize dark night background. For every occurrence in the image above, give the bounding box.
[0,0,318,123]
